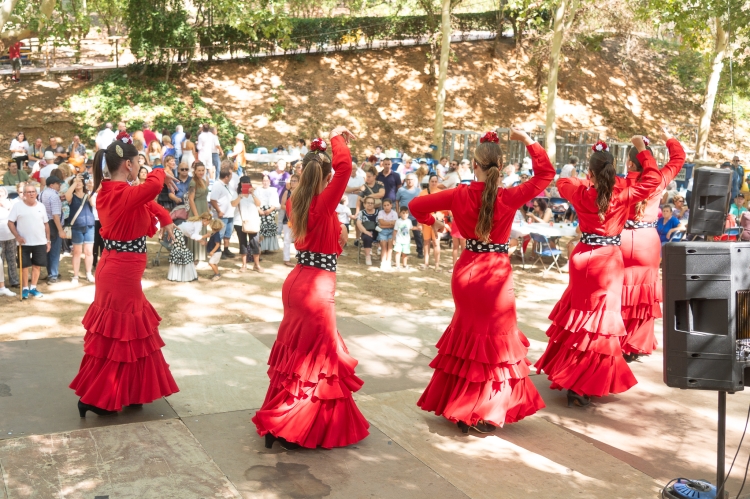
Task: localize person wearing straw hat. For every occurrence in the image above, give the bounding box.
[227,133,247,174]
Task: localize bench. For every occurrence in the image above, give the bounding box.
[0,46,33,66]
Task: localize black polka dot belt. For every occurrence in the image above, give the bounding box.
[580,232,621,246]
[103,236,147,253]
[465,239,509,253]
[296,250,338,272]
[624,220,657,229]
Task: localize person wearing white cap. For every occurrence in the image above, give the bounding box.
[227,133,247,174]
[39,151,58,181]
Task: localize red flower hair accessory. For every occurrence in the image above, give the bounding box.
[310,138,327,152]
[116,131,133,145]
[480,131,500,144]
[642,136,650,147]
[592,140,609,152]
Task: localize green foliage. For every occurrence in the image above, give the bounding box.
[125,0,195,64]
[268,85,285,121]
[195,11,500,58]
[580,33,606,52]
[63,71,243,148]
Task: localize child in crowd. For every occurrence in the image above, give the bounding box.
[656,204,683,246]
[377,199,397,270]
[207,218,224,281]
[393,206,412,270]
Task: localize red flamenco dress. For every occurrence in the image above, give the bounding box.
[70,169,179,411]
[409,142,554,428]
[619,139,685,356]
[252,136,370,449]
[535,148,668,398]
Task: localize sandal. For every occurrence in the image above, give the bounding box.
[253,265,264,273]
[284,261,296,267]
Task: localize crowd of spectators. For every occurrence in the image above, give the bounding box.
[2,124,747,293]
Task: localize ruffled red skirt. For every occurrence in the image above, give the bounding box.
[534,243,637,397]
[619,227,661,355]
[69,250,179,411]
[252,265,369,449]
[417,251,545,427]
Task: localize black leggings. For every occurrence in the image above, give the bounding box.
[93,220,104,266]
[14,155,27,170]
[235,226,260,256]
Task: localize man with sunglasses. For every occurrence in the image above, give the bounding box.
[168,163,192,205]
[7,184,50,299]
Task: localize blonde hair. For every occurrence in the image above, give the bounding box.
[473,142,503,243]
[210,218,225,232]
[188,211,212,222]
[291,150,333,242]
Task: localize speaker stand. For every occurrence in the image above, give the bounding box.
[717,390,727,498]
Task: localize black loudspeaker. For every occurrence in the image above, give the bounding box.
[663,241,750,391]
[687,167,731,236]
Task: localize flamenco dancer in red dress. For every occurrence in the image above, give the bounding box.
[252,127,370,450]
[535,135,670,407]
[409,128,552,433]
[70,136,179,416]
[619,127,685,362]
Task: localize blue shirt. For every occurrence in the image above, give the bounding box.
[67,193,95,227]
[657,215,681,243]
[395,186,420,220]
[171,131,185,155]
[208,231,222,253]
[376,170,402,202]
[175,176,192,202]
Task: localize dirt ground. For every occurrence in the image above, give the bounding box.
[0,231,569,341]
[0,39,746,163]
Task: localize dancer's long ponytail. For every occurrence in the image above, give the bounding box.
[291,149,332,243]
[589,151,617,222]
[473,141,503,243]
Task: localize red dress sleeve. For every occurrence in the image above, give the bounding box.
[409,188,456,226]
[317,136,353,215]
[126,168,165,207]
[503,142,556,207]
[147,200,172,226]
[620,150,663,204]
[659,138,686,188]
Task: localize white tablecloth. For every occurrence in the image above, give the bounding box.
[511,222,578,239]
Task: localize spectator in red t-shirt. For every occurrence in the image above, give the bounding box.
[9,41,23,82]
[142,122,159,148]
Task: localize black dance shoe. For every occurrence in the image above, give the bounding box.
[471,421,497,433]
[78,400,117,418]
[457,421,470,433]
[264,433,301,450]
[126,404,143,408]
[566,390,591,408]
[623,353,642,363]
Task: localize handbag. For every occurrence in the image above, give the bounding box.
[64,193,88,239]
[241,197,261,235]
[170,204,189,221]
[360,209,378,231]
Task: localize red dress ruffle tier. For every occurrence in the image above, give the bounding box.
[619,227,662,355]
[534,245,637,397]
[417,252,545,426]
[252,266,370,449]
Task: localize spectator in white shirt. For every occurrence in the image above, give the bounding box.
[95,123,116,151]
[10,132,29,170]
[38,152,58,180]
[559,156,578,179]
[210,126,223,181]
[196,124,215,179]
[209,168,236,258]
[7,183,50,298]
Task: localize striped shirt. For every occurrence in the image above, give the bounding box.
[40,187,62,221]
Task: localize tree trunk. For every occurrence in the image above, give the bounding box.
[0,0,55,49]
[544,0,568,167]
[433,0,452,156]
[493,3,504,56]
[696,18,729,159]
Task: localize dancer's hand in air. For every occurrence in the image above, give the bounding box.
[329,126,357,144]
[631,135,647,152]
[510,127,534,146]
[660,126,673,144]
[432,219,445,232]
